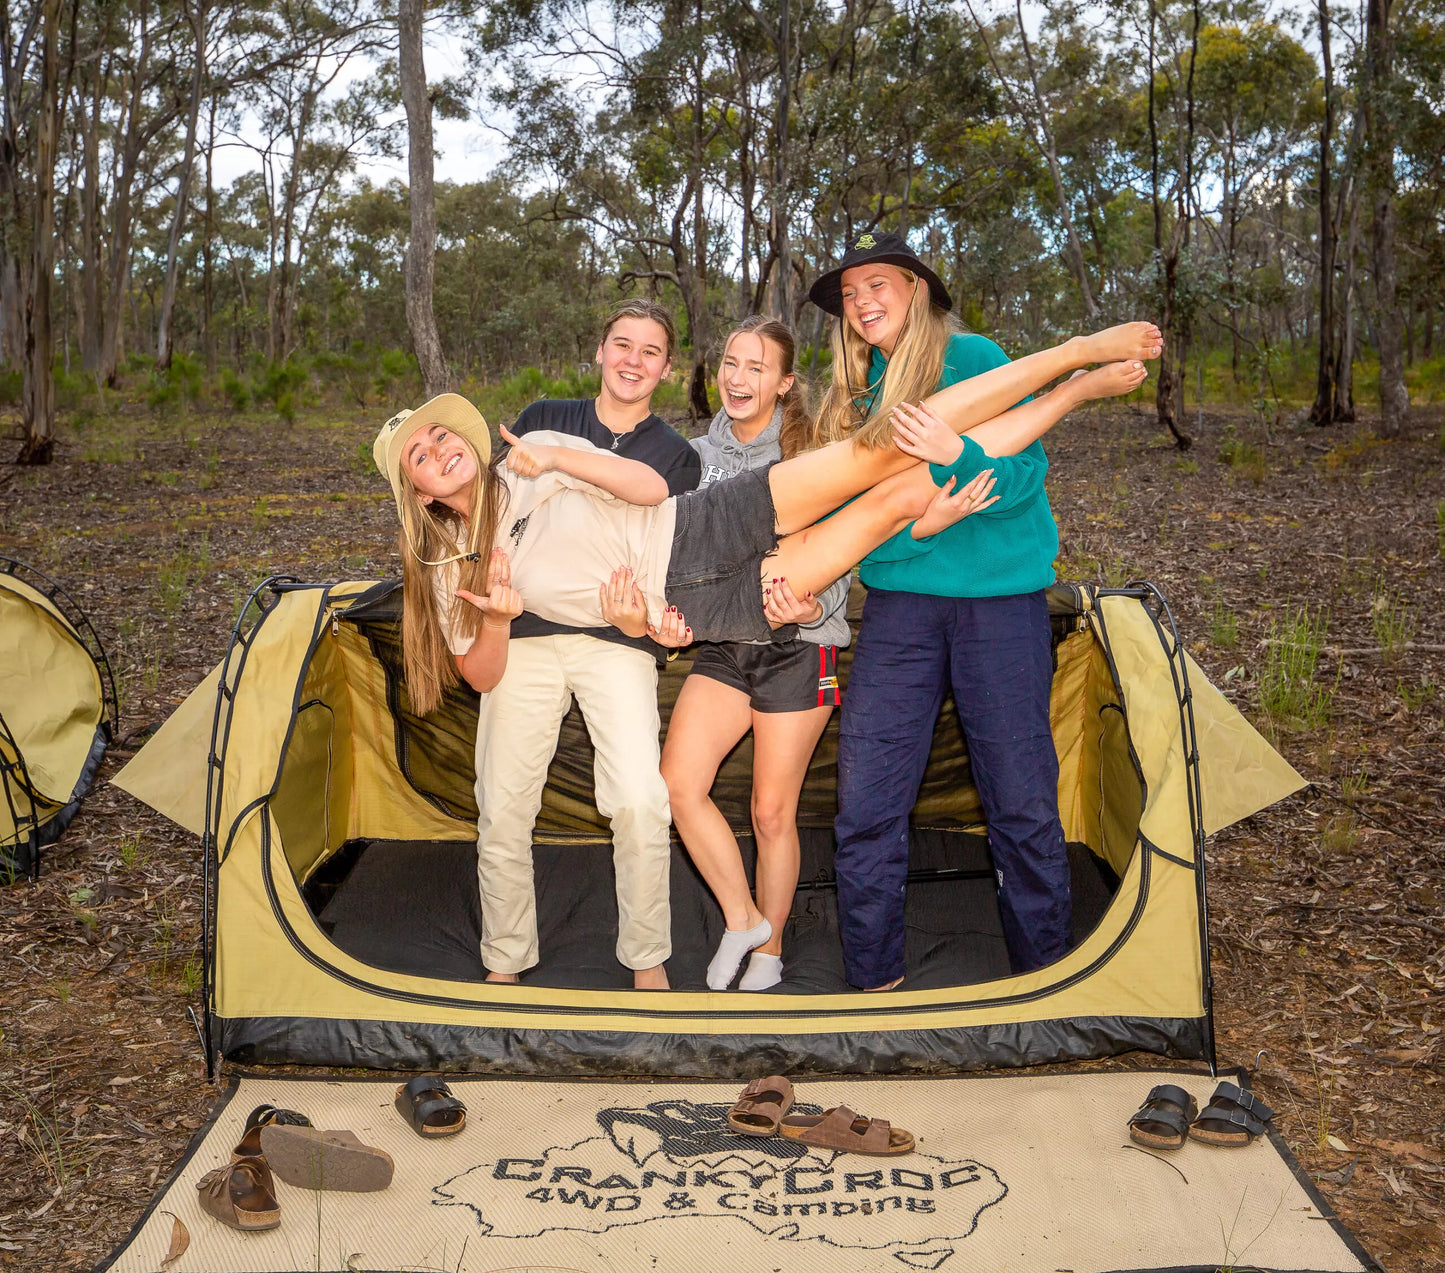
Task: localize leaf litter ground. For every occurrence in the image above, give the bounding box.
[0,399,1441,1271]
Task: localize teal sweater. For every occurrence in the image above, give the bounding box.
[859,333,1058,598]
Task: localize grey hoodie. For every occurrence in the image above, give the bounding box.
[690,405,851,648]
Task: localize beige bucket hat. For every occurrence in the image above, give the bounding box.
[372,393,494,522]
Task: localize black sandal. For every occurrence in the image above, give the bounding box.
[232,1103,312,1159]
[394,1076,467,1137]
[1190,1081,1275,1147]
[1127,1084,1198,1151]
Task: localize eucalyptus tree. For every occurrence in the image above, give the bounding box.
[1188,16,1316,380]
[483,0,739,416]
[961,0,1098,320]
[232,0,397,363]
[1,0,66,461]
[1362,0,1408,435]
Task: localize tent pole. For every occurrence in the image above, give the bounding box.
[1129,579,1218,1077]
[201,575,299,1080]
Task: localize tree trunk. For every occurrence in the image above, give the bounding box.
[1014,0,1096,321]
[19,0,59,464]
[1147,0,1192,450]
[76,57,102,376]
[1334,185,1360,422]
[201,92,215,372]
[1364,0,1408,436]
[769,0,792,322]
[1309,0,1339,426]
[156,0,206,370]
[399,0,446,396]
[98,28,153,387]
[0,2,33,371]
[687,0,710,420]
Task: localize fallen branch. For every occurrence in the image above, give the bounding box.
[1260,640,1445,656]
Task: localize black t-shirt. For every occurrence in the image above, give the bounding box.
[505,397,700,657]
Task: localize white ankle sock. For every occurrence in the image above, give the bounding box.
[706,919,772,990]
[737,952,783,991]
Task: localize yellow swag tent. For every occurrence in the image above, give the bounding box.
[115,578,1303,1076]
[1,557,117,881]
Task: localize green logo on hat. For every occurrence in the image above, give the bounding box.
[855,233,877,249]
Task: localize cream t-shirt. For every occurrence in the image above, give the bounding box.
[493,431,676,630]
[432,537,478,658]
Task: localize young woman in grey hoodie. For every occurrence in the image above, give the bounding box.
[662,316,852,991]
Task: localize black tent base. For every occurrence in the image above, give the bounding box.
[210,828,1179,1075]
[303,829,1119,994]
[217,1009,1208,1076]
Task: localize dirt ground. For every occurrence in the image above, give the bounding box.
[0,393,1441,1272]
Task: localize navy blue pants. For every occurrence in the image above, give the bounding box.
[834,589,1071,986]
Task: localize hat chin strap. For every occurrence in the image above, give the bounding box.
[401,515,482,568]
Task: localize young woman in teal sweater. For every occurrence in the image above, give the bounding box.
[809,232,1140,990]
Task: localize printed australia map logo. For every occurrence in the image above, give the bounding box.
[432,1097,1007,1269]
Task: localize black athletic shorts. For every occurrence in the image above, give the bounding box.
[665,465,797,644]
[688,640,842,713]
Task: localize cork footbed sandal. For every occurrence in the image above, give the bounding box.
[779,1105,915,1156]
[257,1125,394,1191]
[1190,1081,1275,1147]
[394,1076,467,1137]
[1127,1084,1198,1151]
[196,1156,281,1231]
[726,1076,795,1136]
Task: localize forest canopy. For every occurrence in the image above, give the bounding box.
[2,0,1442,459]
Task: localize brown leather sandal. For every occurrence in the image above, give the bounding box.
[196,1156,281,1230]
[258,1125,394,1191]
[779,1104,915,1156]
[726,1076,795,1136]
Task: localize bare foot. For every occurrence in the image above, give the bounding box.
[1080,321,1163,364]
[1068,360,1149,402]
[634,964,670,990]
[485,971,521,984]
[863,975,905,992]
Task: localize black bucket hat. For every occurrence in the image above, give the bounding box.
[807,230,952,317]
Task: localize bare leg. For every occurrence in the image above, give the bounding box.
[767,466,938,596]
[768,323,1162,532]
[661,676,761,932]
[940,360,1149,457]
[749,705,832,956]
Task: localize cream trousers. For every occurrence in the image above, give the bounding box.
[473,634,672,973]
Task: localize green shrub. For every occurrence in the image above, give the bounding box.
[1258,603,1334,732]
[53,363,90,409]
[373,349,419,406]
[146,352,203,411]
[1209,598,1239,649]
[0,369,20,405]
[256,359,310,419]
[220,368,251,411]
[1217,427,1268,482]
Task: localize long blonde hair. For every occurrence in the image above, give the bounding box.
[397,443,510,717]
[721,315,827,459]
[814,269,959,448]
